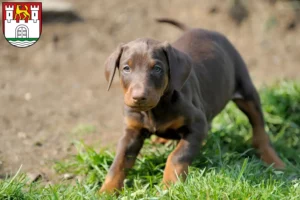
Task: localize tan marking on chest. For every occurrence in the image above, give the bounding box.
[125,116,185,133]
[124,117,144,130]
[157,117,185,132]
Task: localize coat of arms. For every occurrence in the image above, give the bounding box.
[2,2,42,48]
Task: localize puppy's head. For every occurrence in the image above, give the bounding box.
[105,38,192,111]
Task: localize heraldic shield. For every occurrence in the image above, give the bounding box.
[2,2,42,48]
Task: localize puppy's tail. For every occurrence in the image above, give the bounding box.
[155,18,190,31]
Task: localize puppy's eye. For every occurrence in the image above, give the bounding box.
[153,65,162,73]
[123,65,131,73]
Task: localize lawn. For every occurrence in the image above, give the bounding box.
[1,81,299,200]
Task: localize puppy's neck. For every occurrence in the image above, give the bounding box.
[146,90,178,116]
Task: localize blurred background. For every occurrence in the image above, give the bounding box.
[0,0,299,180]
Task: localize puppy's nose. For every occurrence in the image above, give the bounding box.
[132,90,147,102]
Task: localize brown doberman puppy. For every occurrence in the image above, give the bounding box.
[100,18,285,193]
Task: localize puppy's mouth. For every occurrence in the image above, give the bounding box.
[128,105,155,111]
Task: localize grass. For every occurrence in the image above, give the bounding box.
[1,81,300,199]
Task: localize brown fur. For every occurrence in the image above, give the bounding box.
[100,19,285,193]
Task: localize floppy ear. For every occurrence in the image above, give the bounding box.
[104,44,124,91]
[163,42,192,91]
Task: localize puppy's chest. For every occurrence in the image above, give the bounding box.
[125,114,185,134]
[147,116,185,134]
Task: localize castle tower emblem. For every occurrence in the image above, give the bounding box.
[2,2,42,48]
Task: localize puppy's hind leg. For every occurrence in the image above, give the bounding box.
[227,36,285,169]
[233,82,285,169]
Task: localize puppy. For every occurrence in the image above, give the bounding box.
[100,18,285,193]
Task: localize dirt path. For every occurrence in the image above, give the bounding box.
[0,0,299,180]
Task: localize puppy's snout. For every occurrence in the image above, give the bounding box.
[132,90,147,103]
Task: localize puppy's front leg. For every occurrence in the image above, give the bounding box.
[163,121,207,185]
[100,128,145,193]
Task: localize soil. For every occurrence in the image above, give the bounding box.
[0,0,299,181]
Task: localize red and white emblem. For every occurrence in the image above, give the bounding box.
[2,2,42,48]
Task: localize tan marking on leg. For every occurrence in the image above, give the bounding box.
[163,152,189,186]
[163,140,190,186]
[234,99,285,169]
[100,128,145,193]
[100,173,125,193]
